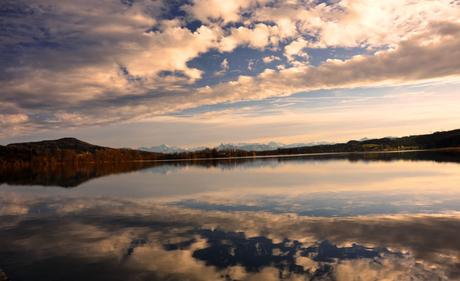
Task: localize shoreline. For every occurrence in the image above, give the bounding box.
[133,147,460,163]
[1,147,460,167]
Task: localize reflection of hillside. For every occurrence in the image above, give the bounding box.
[1,150,459,188]
[0,162,160,188]
[337,150,460,163]
[150,150,460,171]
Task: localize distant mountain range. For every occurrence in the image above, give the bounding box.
[1,129,460,167]
[139,144,206,154]
[139,141,331,154]
[139,144,188,154]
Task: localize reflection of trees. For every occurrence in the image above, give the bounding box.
[0,162,160,188]
[1,150,460,188]
[157,150,460,169]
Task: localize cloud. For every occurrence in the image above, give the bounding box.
[193,22,460,109]
[262,56,281,64]
[284,38,310,65]
[333,258,441,281]
[1,0,223,96]
[219,23,277,52]
[214,58,229,77]
[1,0,460,137]
[0,114,28,126]
[247,59,256,71]
[220,59,229,72]
[182,0,268,24]
[253,0,460,49]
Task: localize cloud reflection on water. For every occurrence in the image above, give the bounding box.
[2,152,460,280]
[1,196,460,280]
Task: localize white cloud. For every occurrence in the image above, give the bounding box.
[221,58,229,72]
[262,56,281,64]
[215,58,230,76]
[253,0,460,49]
[219,23,276,52]
[1,1,224,103]
[4,20,460,135]
[1,0,460,137]
[192,22,460,111]
[182,0,269,24]
[122,21,221,81]
[248,59,256,71]
[284,38,310,64]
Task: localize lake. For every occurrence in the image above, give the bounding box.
[1,151,460,281]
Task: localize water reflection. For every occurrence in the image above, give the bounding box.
[0,162,157,188]
[1,150,460,188]
[1,197,459,280]
[1,151,460,280]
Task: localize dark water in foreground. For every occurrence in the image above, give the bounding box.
[1,151,460,281]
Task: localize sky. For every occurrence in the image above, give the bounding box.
[1,0,460,148]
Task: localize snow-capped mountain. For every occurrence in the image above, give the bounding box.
[216,141,331,151]
[138,144,186,154]
[139,141,332,154]
[216,142,283,152]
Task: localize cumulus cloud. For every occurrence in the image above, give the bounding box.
[214,58,230,76]
[219,23,277,52]
[1,0,460,136]
[262,56,281,64]
[220,59,229,72]
[191,22,460,108]
[2,4,222,101]
[182,0,268,24]
[247,59,256,71]
[284,38,310,65]
[253,0,460,48]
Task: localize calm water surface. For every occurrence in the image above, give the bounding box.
[1,152,460,280]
